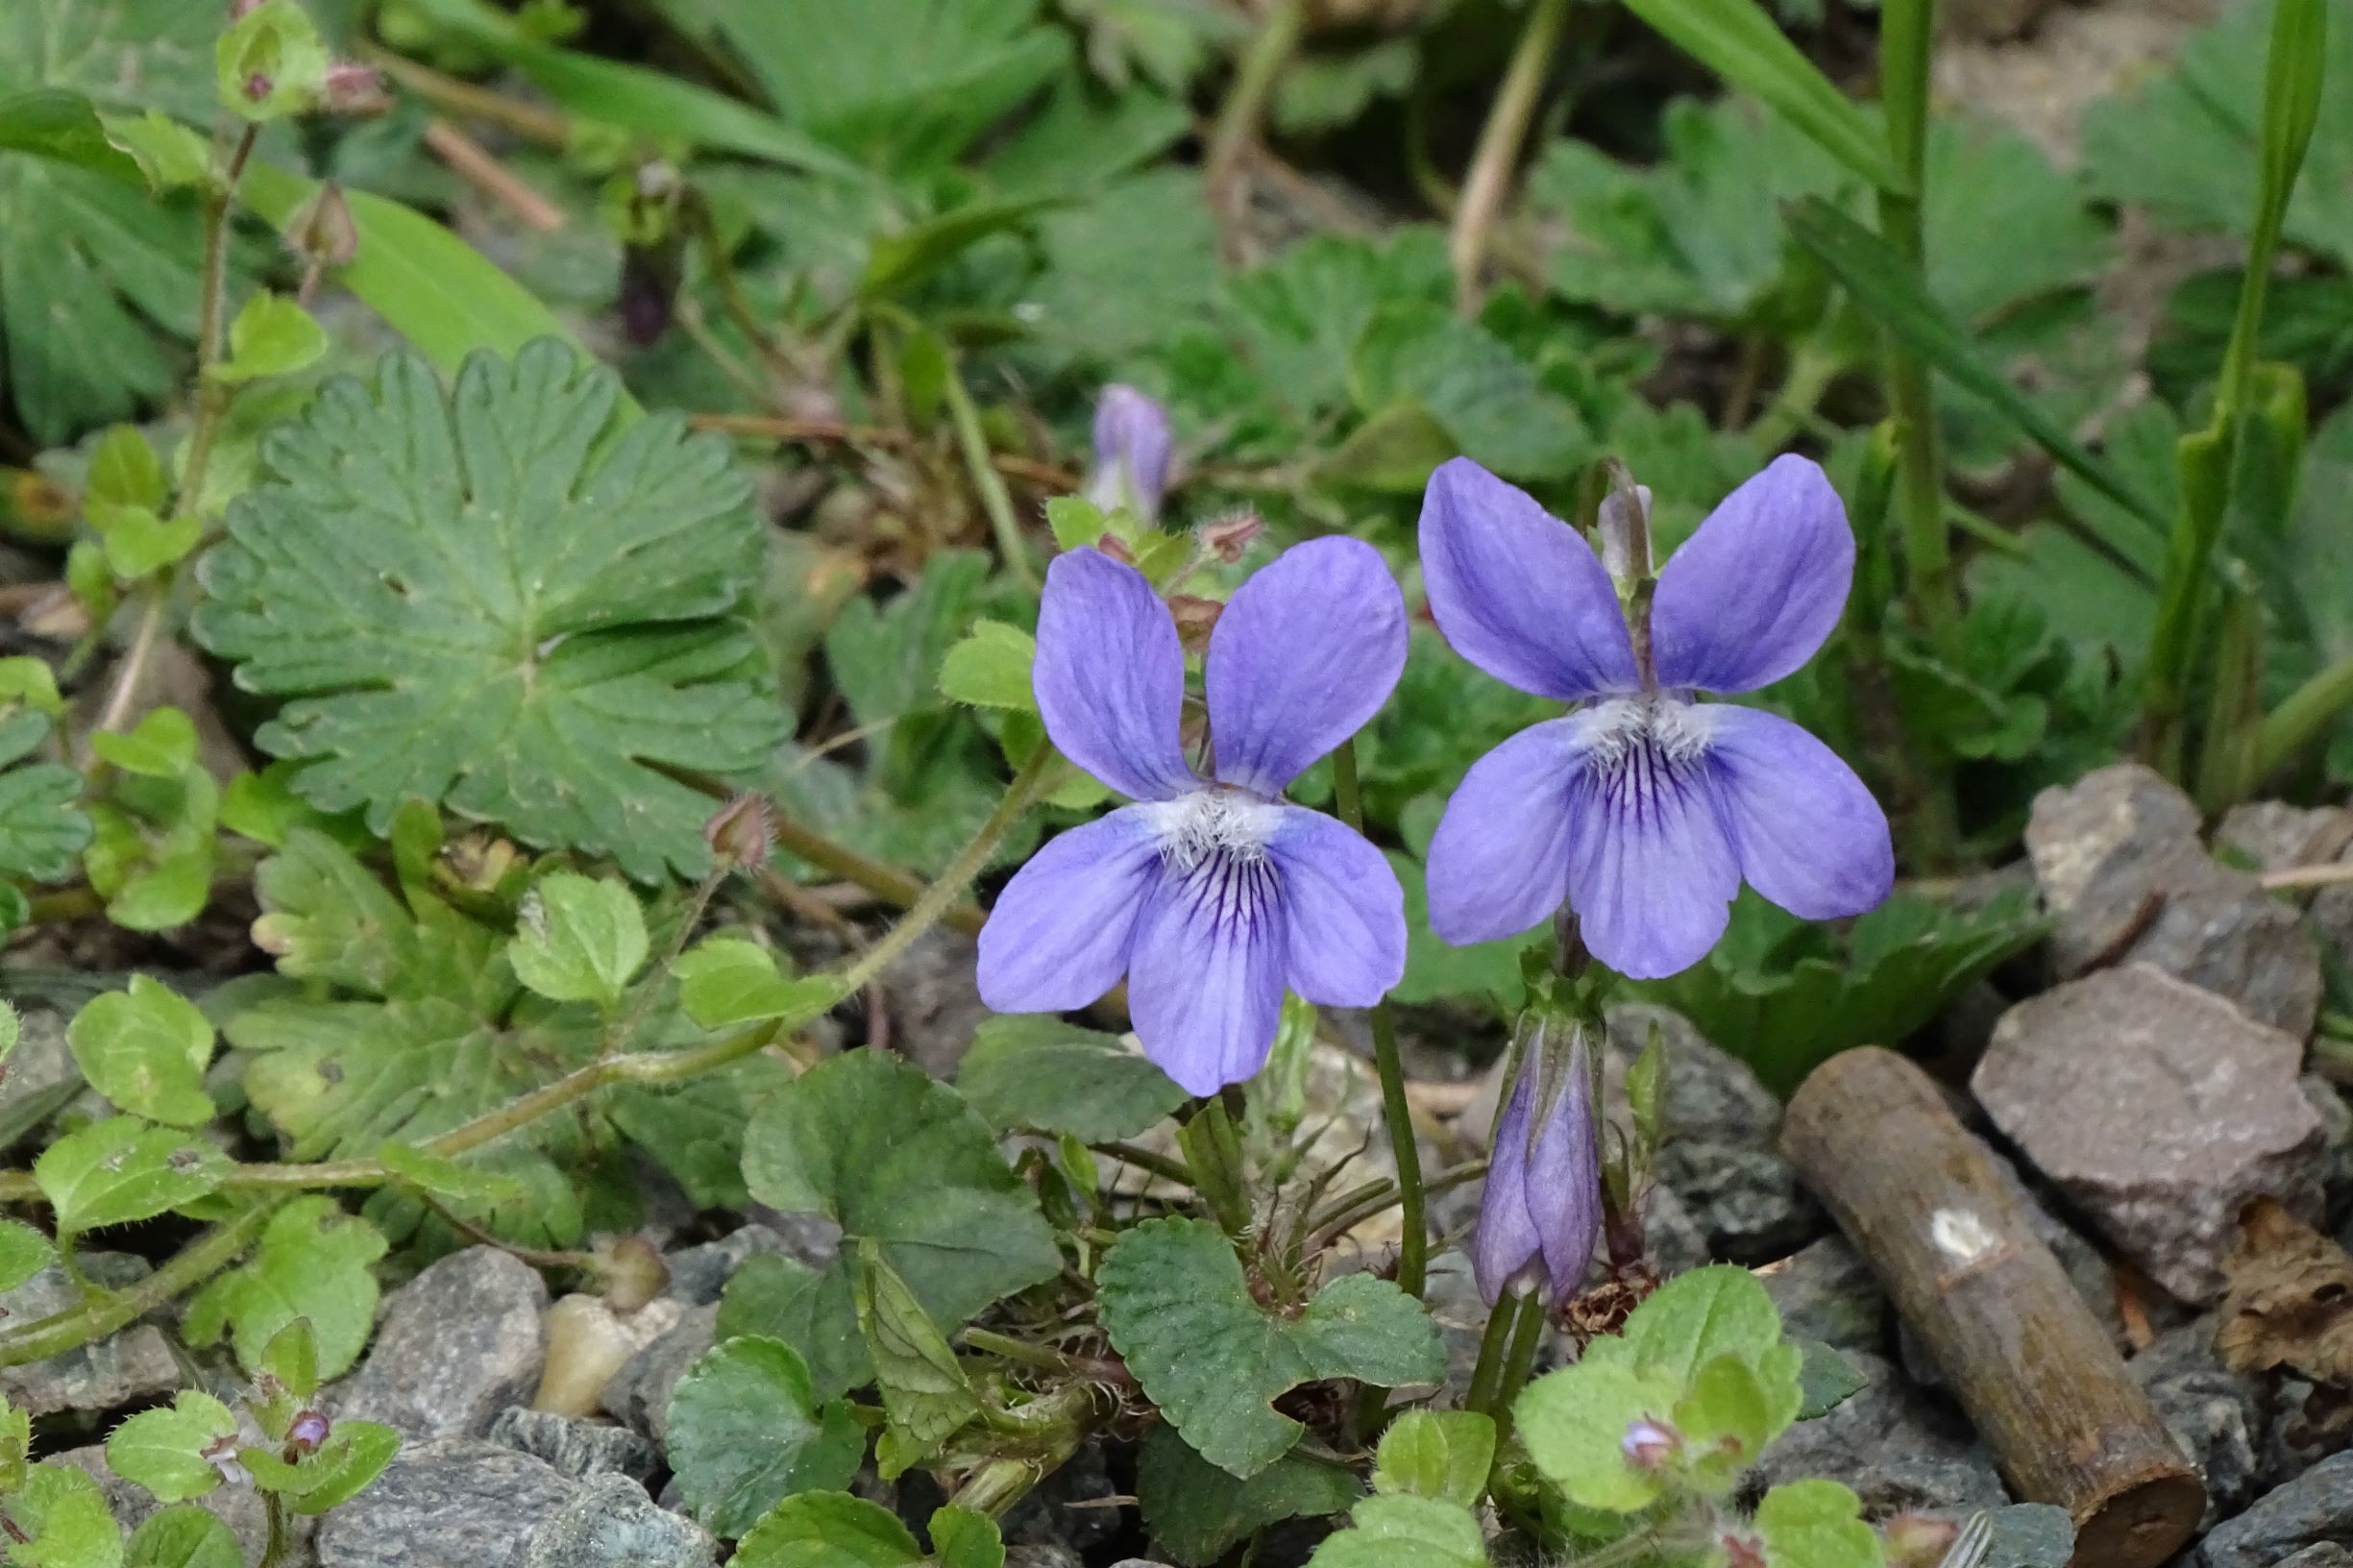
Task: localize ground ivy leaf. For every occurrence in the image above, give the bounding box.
[1369,1409,1495,1507]
[1513,1354,1686,1513]
[105,1390,237,1504]
[738,1050,1062,1400]
[36,1115,229,1235]
[1621,1264,1786,1384]
[1307,1493,1490,1568]
[732,1491,921,1568]
[1756,1479,1884,1568]
[954,1016,1187,1142]
[508,872,648,1009]
[238,1420,399,1514]
[666,1335,864,1539]
[8,1461,124,1568]
[0,1218,54,1292]
[192,339,787,882]
[67,977,216,1127]
[123,1506,241,1568]
[1095,1216,1445,1479]
[1138,1425,1360,1568]
[180,1195,386,1379]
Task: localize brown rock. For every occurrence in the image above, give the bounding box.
[1973,965,2325,1302]
[2027,764,2321,1039]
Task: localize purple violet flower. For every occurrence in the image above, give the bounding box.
[1420,455,1893,980]
[976,539,1409,1095]
[1473,1022,1601,1305]
[1086,385,1174,522]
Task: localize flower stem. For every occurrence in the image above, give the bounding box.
[1448,0,1570,313]
[1462,1286,1524,1416]
[944,364,1038,591]
[763,804,988,936]
[1332,739,1427,1300]
[1491,1288,1549,1436]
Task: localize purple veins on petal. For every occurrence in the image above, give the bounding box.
[1031,548,1196,803]
[1650,453,1854,696]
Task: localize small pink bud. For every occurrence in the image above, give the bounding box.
[703,794,774,871]
[244,71,273,102]
[288,1409,329,1452]
[1620,1416,1679,1469]
[1168,595,1222,654]
[288,183,358,268]
[1724,1534,1767,1568]
[1197,510,1263,565]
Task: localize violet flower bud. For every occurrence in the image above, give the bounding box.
[1620,1416,1680,1469]
[1085,384,1173,523]
[287,1409,330,1452]
[1471,1013,1601,1306]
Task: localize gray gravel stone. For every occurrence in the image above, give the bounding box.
[516,1474,717,1568]
[0,1253,178,1418]
[2132,1318,2268,1528]
[1759,1235,1886,1355]
[336,1247,549,1439]
[599,1302,716,1440]
[875,927,989,1078]
[2028,765,2320,1039]
[1973,964,2325,1302]
[2197,1449,2353,1568]
[312,1438,578,1568]
[660,1225,794,1307]
[1753,1351,2007,1515]
[2219,802,2353,982]
[487,1407,664,1486]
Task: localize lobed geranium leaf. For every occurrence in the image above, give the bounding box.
[734,1050,1062,1399]
[954,1016,1187,1142]
[666,1336,864,1539]
[1096,1216,1445,1479]
[0,709,94,893]
[193,340,786,883]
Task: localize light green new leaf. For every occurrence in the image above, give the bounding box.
[666,1336,864,1538]
[237,1420,400,1514]
[674,937,840,1030]
[1514,1353,1687,1513]
[1139,1426,1360,1568]
[106,1390,238,1504]
[1096,1216,1446,1479]
[937,621,1040,712]
[36,1116,229,1235]
[181,1195,386,1379]
[209,293,327,384]
[375,1143,524,1211]
[1757,1480,1886,1568]
[8,1462,124,1568]
[193,340,786,881]
[955,1016,1187,1142]
[1620,1264,1789,1387]
[67,977,216,1127]
[123,1507,241,1568]
[1306,1493,1491,1568]
[215,0,331,122]
[509,873,649,1009]
[735,1051,1063,1399]
[88,708,195,779]
[1370,1410,1495,1507]
[0,1218,54,1292]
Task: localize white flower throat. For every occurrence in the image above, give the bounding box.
[1581,695,1716,767]
[1141,788,1284,874]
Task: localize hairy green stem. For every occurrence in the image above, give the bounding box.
[944,365,1038,591]
[1448,0,1570,312]
[1332,739,1426,1299]
[0,1202,277,1365]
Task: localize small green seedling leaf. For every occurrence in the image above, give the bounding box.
[0,660,62,719]
[89,709,196,779]
[508,871,649,1008]
[217,0,331,121]
[8,1462,125,1568]
[210,294,328,384]
[107,1390,238,1504]
[673,937,838,1030]
[238,1419,399,1512]
[733,1492,922,1567]
[68,978,217,1127]
[665,1335,864,1538]
[123,1506,242,1568]
[92,504,202,581]
[0,1218,54,1293]
[36,1116,230,1235]
[937,620,1039,711]
[181,1196,385,1379]
[1755,1479,1884,1568]
[1307,1493,1490,1568]
[375,1143,524,1210]
[86,427,165,511]
[855,1242,980,1479]
[926,1507,1004,1568]
[1370,1409,1495,1507]
[1096,1215,1446,1478]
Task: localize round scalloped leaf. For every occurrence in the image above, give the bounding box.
[666,1335,864,1539]
[193,339,787,882]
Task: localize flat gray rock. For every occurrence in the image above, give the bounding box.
[487,1407,663,1486]
[1752,1349,2006,1515]
[2028,765,2320,1039]
[1758,1235,1886,1355]
[517,1474,717,1568]
[312,1437,577,1568]
[336,1247,548,1439]
[598,1302,716,1441]
[1974,964,2324,1302]
[2198,1449,2353,1568]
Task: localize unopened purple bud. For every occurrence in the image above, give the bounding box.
[288,1409,329,1451]
[1086,385,1173,523]
[1471,1016,1601,1306]
[1621,1416,1679,1468]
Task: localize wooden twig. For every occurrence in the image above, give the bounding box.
[687,412,1079,492]
[422,120,567,233]
[1783,1049,2204,1568]
[2260,862,2353,890]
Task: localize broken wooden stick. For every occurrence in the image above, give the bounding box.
[1782,1048,2204,1568]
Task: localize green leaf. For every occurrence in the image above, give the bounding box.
[1783,197,2165,529]
[1515,1352,1687,1512]
[180,1195,386,1379]
[666,1336,865,1539]
[509,873,649,1009]
[93,504,202,582]
[374,1142,524,1211]
[8,1463,124,1568]
[954,1016,1187,1142]
[209,293,327,384]
[937,621,1040,712]
[674,938,840,1030]
[106,1390,237,1504]
[855,1244,980,1479]
[237,1420,399,1513]
[736,1050,1063,1400]
[216,0,331,121]
[67,977,216,1127]
[1619,0,1907,191]
[35,1116,229,1235]
[864,197,1060,301]
[1370,1410,1495,1507]
[86,427,165,511]
[193,340,785,881]
[1756,1480,1884,1568]
[0,710,91,887]
[1095,1215,1445,1478]
[1306,1493,1490,1568]
[925,1507,1003,1568]
[1139,1426,1360,1568]
[733,1492,922,1568]
[123,1507,241,1568]
[1350,303,1590,483]
[1675,1353,1777,1491]
[1798,1337,1869,1419]
[1620,1264,1790,1387]
[0,1219,54,1292]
